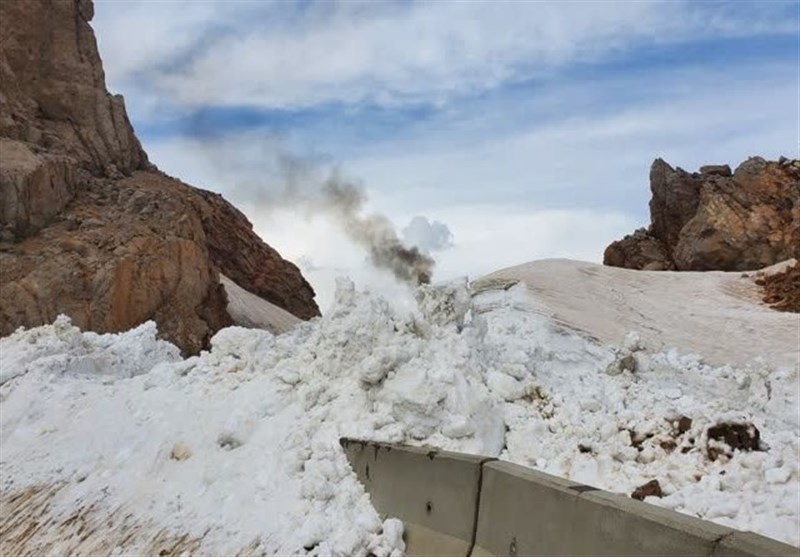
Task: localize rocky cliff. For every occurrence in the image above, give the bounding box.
[604,157,800,272]
[0,0,319,353]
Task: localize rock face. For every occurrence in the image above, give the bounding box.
[604,157,800,272]
[0,0,147,176]
[0,0,319,354]
[0,139,78,238]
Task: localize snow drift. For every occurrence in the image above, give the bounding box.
[1,261,798,554]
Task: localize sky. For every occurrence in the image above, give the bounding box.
[92,0,800,310]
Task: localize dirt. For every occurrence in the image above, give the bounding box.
[758,262,800,313]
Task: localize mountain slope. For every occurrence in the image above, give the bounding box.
[476,259,800,370]
[0,0,319,353]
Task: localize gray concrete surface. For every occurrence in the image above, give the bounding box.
[712,531,800,557]
[340,439,493,556]
[341,438,799,557]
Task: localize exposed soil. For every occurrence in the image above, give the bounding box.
[758,262,800,313]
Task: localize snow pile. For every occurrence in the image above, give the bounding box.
[1,277,798,553]
[0,316,180,386]
[478,286,799,545]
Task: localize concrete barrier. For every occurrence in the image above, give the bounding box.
[341,438,798,557]
[340,438,495,556]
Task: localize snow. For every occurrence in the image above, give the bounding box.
[220,274,301,334]
[1,261,799,553]
[478,259,800,370]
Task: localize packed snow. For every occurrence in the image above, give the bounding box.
[1,266,799,554]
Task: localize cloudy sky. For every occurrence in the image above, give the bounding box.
[93,0,799,310]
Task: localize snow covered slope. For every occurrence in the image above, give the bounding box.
[476,259,800,370]
[221,274,301,335]
[1,264,798,554]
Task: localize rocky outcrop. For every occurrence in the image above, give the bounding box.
[0,139,78,238]
[0,0,147,176]
[189,189,318,320]
[605,157,800,272]
[0,0,319,354]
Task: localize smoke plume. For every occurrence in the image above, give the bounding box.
[191,138,436,285]
[320,177,434,285]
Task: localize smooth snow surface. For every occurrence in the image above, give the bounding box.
[1,263,799,554]
[221,274,301,334]
[477,259,800,370]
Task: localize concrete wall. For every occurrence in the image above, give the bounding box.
[340,438,798,557]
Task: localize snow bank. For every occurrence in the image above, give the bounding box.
[0,315,180,385]
[1,276,798,553]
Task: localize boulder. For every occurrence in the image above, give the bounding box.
[603,228,674,271]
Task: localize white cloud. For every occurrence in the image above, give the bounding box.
[139,55,796,307]
[402,216,454,254]
[346,62,797,214]
[94,0,798,111]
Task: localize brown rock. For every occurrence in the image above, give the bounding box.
[0,0,320,354]
[706,422,761,461]
[758,262,800,312]
[0,174,232,354]
[699,165,732,177]
[631,479,662,500]
[605,157,800,275]
[0,0,148,176]
[0,139,79,238]
[677,416,692,434]
[659,439,677,453]
[649,158,703,250]
[603,228,674,271]
[188,189,318,320]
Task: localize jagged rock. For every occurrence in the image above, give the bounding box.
[649,158,703,251]
[0,0,319,354]
[0,139,79,238]
[605,157,800,273]
[631,479,662,500]
[0,0,147,176]
[0,173,232,354]
[699,165,732,177]
[603,228,674,271]
[189,189,318,320]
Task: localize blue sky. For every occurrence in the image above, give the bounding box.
[93,0,799,308]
